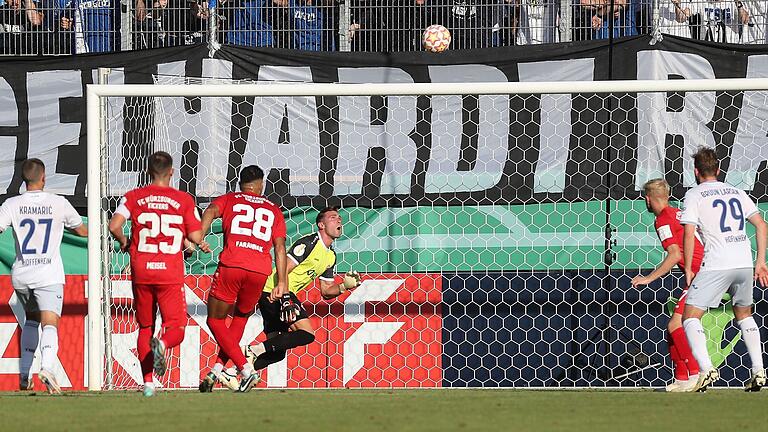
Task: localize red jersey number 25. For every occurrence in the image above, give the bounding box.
[137,213,184,254]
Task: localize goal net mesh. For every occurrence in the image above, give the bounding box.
[98,81,766,389]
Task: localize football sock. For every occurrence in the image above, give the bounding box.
[213,363,224,374]
[667,331,687,380]
[20,320,39,380]
[137,326,153,383]
[161,327,185,350]
[737,316,764,373]
[215,315,249,366]
[683,318,713,372]
[252,350,286,371]
[263,330,315,353]
[40,325,58,373]
[670,327,699,376]
[207,317,248,370]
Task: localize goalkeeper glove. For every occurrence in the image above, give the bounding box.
[279,294,300,324]
[340,271,361,294]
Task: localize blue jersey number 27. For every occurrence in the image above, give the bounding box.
[19,218,53,254]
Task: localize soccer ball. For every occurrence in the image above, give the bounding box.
[422,24,451,53]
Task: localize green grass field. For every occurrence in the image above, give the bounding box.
[1,389,768,431]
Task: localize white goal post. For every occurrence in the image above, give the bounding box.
[87,78,768,391]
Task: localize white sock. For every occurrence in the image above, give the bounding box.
[20,320,39,380]
[144,381,155,390]
[683,318,714,372]
[250,343,266,358]
[738,316,764,373]
[40,325,58,373]
[212,363,224,374]
[241,363,254,376]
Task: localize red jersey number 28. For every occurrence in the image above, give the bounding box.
[137,213,184,254]
[230,204,274,241]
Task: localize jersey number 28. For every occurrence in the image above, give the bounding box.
[231,204,274,241]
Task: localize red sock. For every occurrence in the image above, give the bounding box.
[670,327,700,376]
[161,327,185,350]
[668,331,688,380]
[216,316,249,365]
[137,326,153,384]
[207,317,247,370]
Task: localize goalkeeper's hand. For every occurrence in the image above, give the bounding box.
[342,271,362,291]
[279,294,300,324]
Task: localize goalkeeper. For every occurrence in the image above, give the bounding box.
[247,206,361,372]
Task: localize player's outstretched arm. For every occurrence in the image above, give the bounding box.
[748,212,768,287]
[200,204,221,235]
[682,224,697,286]
[320,271,361,300]
[108,214,130,252]
[273,236,289,300]
[631,244,681,288]
[186,230,211,253]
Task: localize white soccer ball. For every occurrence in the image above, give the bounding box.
[422,24,451,53]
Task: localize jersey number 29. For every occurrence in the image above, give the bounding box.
[231,204,274,241]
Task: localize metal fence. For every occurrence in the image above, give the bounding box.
[0,0,765,56]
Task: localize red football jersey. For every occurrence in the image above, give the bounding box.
[654,205,704,274]
[210,192,286,275]
[116,185,202,285]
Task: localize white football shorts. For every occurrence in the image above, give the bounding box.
[686,268,754,309]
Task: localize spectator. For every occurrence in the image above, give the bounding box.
[350,0,427,51]
[286,0,335,51]
[0,0,44,54]
[735,0,765,43]
[224,0,281,47]
[657,0,703,39]
[134,0,208,48]
[421,0,514,49]
[59,0,118,53]
[583,0,638,38]
[514,0,559,44]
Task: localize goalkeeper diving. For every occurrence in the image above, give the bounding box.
[200,206,361,390]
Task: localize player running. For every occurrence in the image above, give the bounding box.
[0,158,88,394]
[631,178,703,392]
[246,206,362,374]
[108,151,209,397]
[680,147,768,392]
[198,165,288,393]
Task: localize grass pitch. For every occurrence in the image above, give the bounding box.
[1,389,767,431]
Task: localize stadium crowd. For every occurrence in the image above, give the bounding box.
[0,0,764,55]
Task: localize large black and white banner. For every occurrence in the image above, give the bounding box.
[2,36,768,208]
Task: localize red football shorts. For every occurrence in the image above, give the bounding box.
[132,283,187,329]
[210,265,269,313]
[673,288,689,316]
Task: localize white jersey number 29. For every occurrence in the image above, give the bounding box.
[231,204,274,241]
[137,213,184,254]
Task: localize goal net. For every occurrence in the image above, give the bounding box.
[87,78,768,390]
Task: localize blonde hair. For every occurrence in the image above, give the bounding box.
[643,178,670,198]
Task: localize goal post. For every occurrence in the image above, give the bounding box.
[86,78,768,391]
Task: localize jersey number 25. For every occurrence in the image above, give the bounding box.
[137,213,183,254]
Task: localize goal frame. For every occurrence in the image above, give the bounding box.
[86,78,768,391]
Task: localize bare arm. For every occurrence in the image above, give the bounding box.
[69,223,88,237]
[631,244,681,287]
[25,0,43,26]
[201,204,221,235]
[749,213,768,287]
[320,278,346,300]
[108,214,130,251]
[274,237,288,296]
[671,0,691,23]
[186,229,210,253]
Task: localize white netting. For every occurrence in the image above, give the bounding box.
[96,80,768,389]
